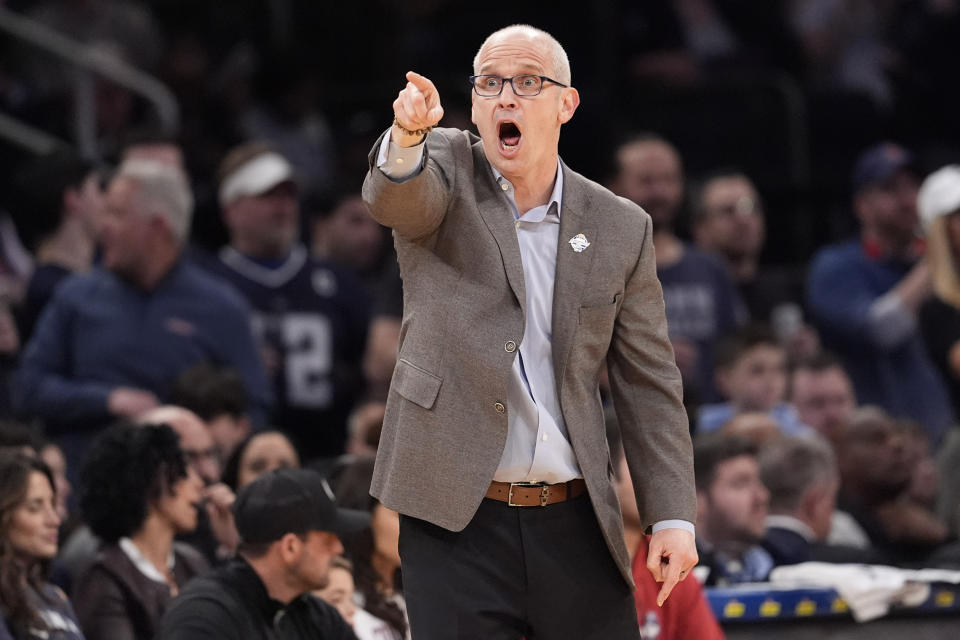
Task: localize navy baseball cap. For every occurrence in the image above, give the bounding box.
[233,468,370,544]
[851,142,916,194]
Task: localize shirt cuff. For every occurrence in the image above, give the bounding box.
[651,519,696,535]
[376,130,426,180]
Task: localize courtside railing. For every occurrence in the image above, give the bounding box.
[0,6,179,159]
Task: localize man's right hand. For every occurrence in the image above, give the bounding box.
[392,71,444,147]
[108,387,159,418]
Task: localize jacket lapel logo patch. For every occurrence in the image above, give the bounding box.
[568,233,590,253]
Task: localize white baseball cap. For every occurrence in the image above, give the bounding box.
[918,165,960,232]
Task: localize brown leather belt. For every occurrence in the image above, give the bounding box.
[485,479,587,507]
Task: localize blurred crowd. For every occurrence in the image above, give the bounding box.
[1,1,960,639]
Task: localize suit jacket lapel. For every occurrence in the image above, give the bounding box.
[552,165,598,387]
[472,142,526,315]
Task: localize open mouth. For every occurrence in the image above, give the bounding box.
[498,120,522,149]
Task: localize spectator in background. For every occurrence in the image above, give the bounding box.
[610,134,744,407]
[314,556,399,640]
[758,435,880,567]
[807,142,954,443]
[72,423,207,640]
[692,171,764,281]
[59,406,231,587]
[0,452,83,640]
[334,457,406,640]
[697,325,809,436]
[0,423,71,525]
[608,416,725,640]
[788,352,857,440]
[9,149,105,345]
[204,143,371,463]
[158,468,365,640]
[694,434,773,586]
[916,164,960,536]
[693,170,789,319]
[313,556,358,629]
[139,406,240,563]
[221,430,300,492]
[311,194,389,291]
[169,363,252,463]
[833,406,949,564]
[140,407,220,485]
[14,158,271,484]
[691,169,817,359]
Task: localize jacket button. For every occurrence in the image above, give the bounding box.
[494,402,505,413]
[504,340,517,353]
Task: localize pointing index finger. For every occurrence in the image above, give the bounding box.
[406,70,435,95]
[656,575,679,607]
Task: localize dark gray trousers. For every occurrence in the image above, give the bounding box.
[398,493,641,639]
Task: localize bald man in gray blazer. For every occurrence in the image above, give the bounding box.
[363,25,697,639]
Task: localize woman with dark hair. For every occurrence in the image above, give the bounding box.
[334,456,406,640]
[220,429,299,491]
[0,451,83,639]
[72,423,206,640]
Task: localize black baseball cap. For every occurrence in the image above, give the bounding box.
[233,468,370,544]
[851,142,916,194]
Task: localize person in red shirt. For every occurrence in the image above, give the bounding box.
[611,416,726,640]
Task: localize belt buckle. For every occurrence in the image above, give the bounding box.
[507,482,549,507]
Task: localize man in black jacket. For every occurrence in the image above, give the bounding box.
[758,434,886,567]
[159,468,369,639]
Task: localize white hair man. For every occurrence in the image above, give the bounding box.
[15,156,271,482]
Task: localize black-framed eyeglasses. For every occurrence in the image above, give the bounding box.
[469,74,568,97]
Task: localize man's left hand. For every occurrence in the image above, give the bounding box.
[646,528,698,606]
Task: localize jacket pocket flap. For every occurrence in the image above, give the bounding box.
[393,358,442,409]
[578,297,620,325]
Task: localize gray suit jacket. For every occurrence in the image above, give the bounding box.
[362,128,695,586]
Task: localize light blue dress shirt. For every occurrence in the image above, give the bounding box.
[377,132,693,535]
[489,163,582,484]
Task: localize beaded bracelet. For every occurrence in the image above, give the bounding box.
[393,116,433,137]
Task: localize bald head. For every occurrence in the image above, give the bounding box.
[474,25,571,85]
[139,405,220,485]
[835,406,910,501]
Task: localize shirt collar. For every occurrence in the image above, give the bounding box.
[490,159,564,222]
[765,514,816,542]
[119,537,175,584]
